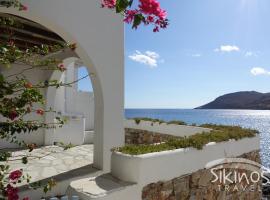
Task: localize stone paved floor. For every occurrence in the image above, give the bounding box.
[1,144,93,183]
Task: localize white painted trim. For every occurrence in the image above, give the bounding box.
[125,119,211,137]
[112,135,260,186]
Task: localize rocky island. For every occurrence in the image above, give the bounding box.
[196,91,270,110]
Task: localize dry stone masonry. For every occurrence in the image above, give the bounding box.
[142,150,261,200]
[125,128,177,144]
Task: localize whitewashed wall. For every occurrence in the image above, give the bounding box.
[53,72,66,114]
[65,64,95,131]
[52,114,86,145]
[1,0,125,171]
[45,59,95,145]
[0,59,94,147]
[111,135,260,200]
[73,91,94,131]
[0,64,54,148]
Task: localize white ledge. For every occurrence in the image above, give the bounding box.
[112,135,260,187]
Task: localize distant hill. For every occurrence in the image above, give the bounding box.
[196,91,270,110]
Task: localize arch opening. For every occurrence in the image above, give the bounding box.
[0,12,104,171]
[0,2,125,173]
[45,57,95,145]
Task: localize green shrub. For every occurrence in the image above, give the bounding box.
[132,117,165,125]
[167,120,187,126]
[116,124,258,155]
[131,117,187,126]
[134,118,141,125]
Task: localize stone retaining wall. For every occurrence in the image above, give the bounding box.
[142,150,261,200]
[125,128,177,145]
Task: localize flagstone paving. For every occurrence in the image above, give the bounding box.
[1,144,94,183]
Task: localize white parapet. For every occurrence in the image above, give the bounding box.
[112,135,260,186]
[124,119,212,137]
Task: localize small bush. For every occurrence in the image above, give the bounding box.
[167,120,187,126]
[116,124,258,155]
[134,118,141,125]
[132,117,165,125]
[131,117,187,126]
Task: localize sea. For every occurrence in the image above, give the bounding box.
[125,109,270,168]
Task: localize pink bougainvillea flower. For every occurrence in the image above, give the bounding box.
[147,15,155,23]
[24,82,33,88]
[9,170,23,181]
[21,5,28,11]
[120,0,168,32]
[9,110,18,121]
[6,184,19,200]
[138,0,168,31]
[57,63,66,72]
[124,10,138,24]
[101,0,116,8]
[36,109,44,115]
[153,26,159,32]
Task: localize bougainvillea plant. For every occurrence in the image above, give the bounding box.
[0,0,169,32]
[0,8,77,200]
[0,40,74,200]
[102,0,169,32]
[0,0,27,11]
[0,0,168,199]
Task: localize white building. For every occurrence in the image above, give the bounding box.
[46,62,95,146]
[0,1,260,199]
[0,0,124,173]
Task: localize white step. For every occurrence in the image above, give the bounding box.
[67,174,138,200]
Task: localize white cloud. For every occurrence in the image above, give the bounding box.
[191,53,201,57]
[129,50,162,68]
[214,45,240,52]
[245,52,253,57]
[145,51,160,59]
[245,51,258,57]
[250,67,270,76]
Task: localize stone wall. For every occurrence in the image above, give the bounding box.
[142,150,261,200]
[125,128,177,145]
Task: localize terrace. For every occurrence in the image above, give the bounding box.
[0,1,262,199]
[1,145,93,183]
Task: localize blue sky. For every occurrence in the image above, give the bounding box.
[78,67,93,92]
[80,0,270,108]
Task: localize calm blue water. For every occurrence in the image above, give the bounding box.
[125,109,270,167]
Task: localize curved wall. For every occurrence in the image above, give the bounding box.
[0,0,124,171]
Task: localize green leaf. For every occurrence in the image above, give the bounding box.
[43,185,48,193]
[132,14,144,29]
[116,0,129,13]
[22,156,28,164]
[0,152,11,161]
[0,74,4,83]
